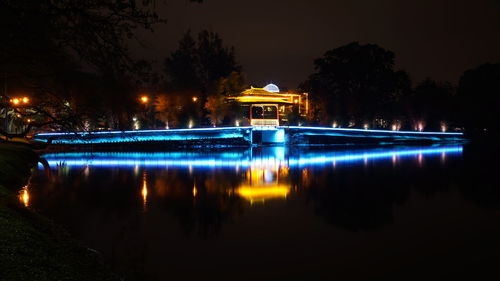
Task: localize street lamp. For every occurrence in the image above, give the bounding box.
[140,95,149,104]
[192,96,198,102]
[6,96,30,133]
[10,96,30,106]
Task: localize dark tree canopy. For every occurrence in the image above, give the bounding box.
[409,78,455,131]
[0,0,170,81]
[457,63,500,134]
[301,42,411,127]
[0,0,202,136]
[164,30,241,94]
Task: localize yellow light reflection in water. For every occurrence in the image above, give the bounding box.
[236,184,289,203]
[19,186,29,207]
[235,160,291,203]
[192,184,197,197]
[141,172,148,207]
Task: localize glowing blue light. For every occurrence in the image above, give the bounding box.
[39,146,462,169]
[287,146,462,166]
[34,127,254,145]
[289,126,464,136]
[34,125,465,146]
[35,126,254,137]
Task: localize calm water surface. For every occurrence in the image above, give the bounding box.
[25,145,500,280]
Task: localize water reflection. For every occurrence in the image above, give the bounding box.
[18,185,29,207]
[141,171,148,210]
[27,144,500,280]
[235,153,290,203]
[40,146,462,168]
[35,145,464,236]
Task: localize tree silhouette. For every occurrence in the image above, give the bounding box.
[164,30,241,94]
[0,0,201,137]
[301,42,411,128]
[163,30,242,126]
[408,78,455,131]
[457,63,500,135]
[205,71,246,126]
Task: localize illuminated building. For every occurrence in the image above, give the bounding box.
[227,84,309,126]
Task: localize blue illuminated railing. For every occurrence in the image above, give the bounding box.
[35,126,254,137]
[34,127,253,145]
[288,126,464,135]
[34,126,465,146]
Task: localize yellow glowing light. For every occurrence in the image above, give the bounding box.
[234,96,294,104]
[192,186,197,197]
[192,96,198,102]
[236,185,290,202]
[140,95,149,104]
[19,187,29,207]
[363,124,369,130]
[142,184,148,201]
[10,98,20,105]
[22,97,29,104]
[141,174,148,205]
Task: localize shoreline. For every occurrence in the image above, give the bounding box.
[0,142,121,281]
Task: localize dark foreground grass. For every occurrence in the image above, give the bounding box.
[0,142,121,281]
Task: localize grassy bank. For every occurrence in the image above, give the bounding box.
[0,142,120,281]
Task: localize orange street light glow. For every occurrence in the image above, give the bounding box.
[19,186,29,207]
[22,97,29,104]
[142,178,148,203]
[140,96,149,103]
[10,98,20,105]
[192,96,198,102]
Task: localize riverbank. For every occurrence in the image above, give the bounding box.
[0,142,120,281]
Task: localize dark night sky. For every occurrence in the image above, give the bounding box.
[132,0,500,89]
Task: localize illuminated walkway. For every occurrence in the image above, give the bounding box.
[34,126,465,147]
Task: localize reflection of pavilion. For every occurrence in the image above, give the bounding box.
[227,84,308,126]
[235,153,291,204]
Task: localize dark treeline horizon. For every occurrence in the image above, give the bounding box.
[0,1,498,139]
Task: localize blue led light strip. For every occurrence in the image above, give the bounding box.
[35,125,464,137]
[288,126,464,135]
[40,146,463,168]
[35,126,253,136]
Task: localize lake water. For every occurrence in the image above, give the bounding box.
[24,144,500,280]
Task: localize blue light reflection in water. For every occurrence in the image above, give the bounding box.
[39,145,463,169]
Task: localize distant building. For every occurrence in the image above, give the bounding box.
[227,84,308,126]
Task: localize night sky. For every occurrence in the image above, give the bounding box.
[132,0,500,89]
